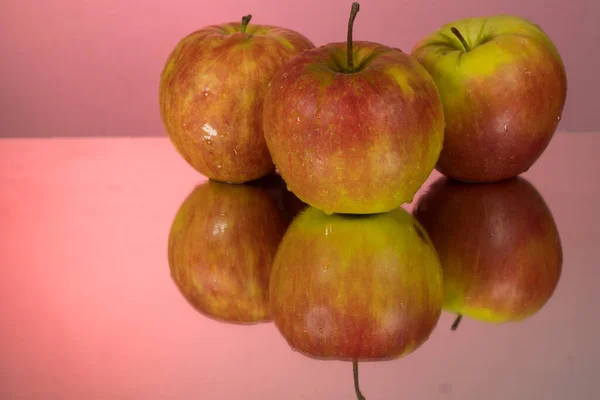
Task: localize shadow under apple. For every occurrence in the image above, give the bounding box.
[412,176,563,330]
[167,175,298,324]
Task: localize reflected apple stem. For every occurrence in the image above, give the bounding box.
[451,314,463,331]
[346,2,360,72]
[353,359,366,400]
[240,14,252,33]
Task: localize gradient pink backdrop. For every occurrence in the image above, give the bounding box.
[0,0,596,138]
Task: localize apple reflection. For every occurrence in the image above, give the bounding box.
[269,206,444,361]
[167,174,304,324]
[412,176,563,329]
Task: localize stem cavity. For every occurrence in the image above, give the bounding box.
[451,27,471,52]
[353,359,366,400]
[347,2,361,72]
[241,14,252,33]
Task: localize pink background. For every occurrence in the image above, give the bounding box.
[0,0,596,138]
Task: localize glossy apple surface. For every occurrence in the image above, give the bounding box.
[269,206,444,360]
[168,177,291,323]
[160,17,315,183]
[262,40,445,214]
[413,176,563,324]
[411,15,567,182]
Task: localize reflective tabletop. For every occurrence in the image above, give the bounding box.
[1,133,598,400]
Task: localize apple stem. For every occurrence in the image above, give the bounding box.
[451,314,463,331]
[450,27,471,52]
[241,14,252,33]
[346,2,361,72]
[353,359,366,400]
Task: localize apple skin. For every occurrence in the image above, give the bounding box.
[262,41,445,214]
[412,176,563,324]
[269,206,444,361]
[159,21,315,183]
[411,15,567,182]
[168,177,292,324]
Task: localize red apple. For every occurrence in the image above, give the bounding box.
[411,15,567,182]
[269,206,444,361]
[262,3,445,214]
[412,176,563,328]
[159,15,315,183]
[270,202,445,399]
[168,178,291,324]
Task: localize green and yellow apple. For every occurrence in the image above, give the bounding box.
[263,3,445,214]
[168,178,291,324]
[412,176,563,328]
[159,15,315,183]
[269,206,444,361]
[411,15,567,182]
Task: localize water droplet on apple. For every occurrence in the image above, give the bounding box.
[217,165,222,169]
[503,125,508,132]
[557,115,562,121]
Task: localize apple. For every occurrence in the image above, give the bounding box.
[270,203,445,397]
[411,15,567,182]
[270,202,444,398]
[168,177,291,324]
[412,176,563,329]
[262,2,445,214]
[159,15,315,183]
